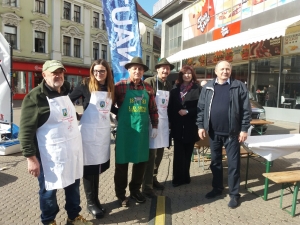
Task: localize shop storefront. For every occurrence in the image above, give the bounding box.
[12,61,90,100]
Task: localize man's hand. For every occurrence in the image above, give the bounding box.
[151,128,158,138]
[198,129,206,140]
[238,131,248,143]
[27,156,40,177]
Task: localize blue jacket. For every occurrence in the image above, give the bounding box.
[196,78,251,136]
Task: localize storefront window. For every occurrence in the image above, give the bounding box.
[249,57,280,108]
[66,75,82,94]
[28,72,33,92]
[12,71,26,94]
[281,55,300,109]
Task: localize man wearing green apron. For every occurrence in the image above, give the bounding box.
[113,57,158,207]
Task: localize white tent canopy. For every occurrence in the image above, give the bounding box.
[167,15,300,63]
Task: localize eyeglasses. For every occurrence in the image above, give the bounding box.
[93,70,106,74]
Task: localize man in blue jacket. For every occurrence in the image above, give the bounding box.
[196,60,251,208]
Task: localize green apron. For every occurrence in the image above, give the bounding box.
[115,83,149,164]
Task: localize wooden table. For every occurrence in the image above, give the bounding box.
[250,119,274,135]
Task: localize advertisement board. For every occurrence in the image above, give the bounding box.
[283,25,300,55]
[249,37,281,59]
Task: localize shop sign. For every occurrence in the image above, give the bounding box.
[213,21,241,40]
[283,30,300,54]
[249,37,281,59]
[206,51,225,66]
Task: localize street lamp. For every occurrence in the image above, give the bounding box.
[139,22,146,39]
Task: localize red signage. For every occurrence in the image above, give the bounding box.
[12,61,90,76]
[213,21,241,41]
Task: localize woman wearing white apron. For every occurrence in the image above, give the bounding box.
[69,59,114,219]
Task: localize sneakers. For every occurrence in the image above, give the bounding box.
[118,196,129,207]
[205,189,223,199]
[66,215,93,225]
[153,177,164,190]
[142,190,157,198]
[228,196,240,208]
[130,191,146,203]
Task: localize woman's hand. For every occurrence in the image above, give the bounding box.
[178,109,188,116]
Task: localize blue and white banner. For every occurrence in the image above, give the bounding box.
[0,33,11,124]
[101,0,142,83]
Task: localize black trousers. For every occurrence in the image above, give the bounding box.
[114,162,146,199]
[172,139,194,185]
[209,133,241,197]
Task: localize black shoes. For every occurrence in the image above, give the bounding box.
[130,191,146,203]
[142,190,157,198]
[228,196,240,208]
[86,204,104,219]
[205,189,223,199]
[153,177,165,190]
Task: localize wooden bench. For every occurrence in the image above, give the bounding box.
[262,170,300,217]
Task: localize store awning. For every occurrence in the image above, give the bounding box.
[167,15,300,63]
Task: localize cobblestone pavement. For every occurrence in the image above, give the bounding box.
[0,104,299,224]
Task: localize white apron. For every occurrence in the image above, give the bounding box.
[149,79,170,148]
[78,91,112,165]
[37,96,83,191]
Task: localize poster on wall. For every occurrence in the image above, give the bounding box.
[283,30,300,54]
[206,51,225,66]
[182,55,206,67]
[183,0,215,40]
[249,38,281,59]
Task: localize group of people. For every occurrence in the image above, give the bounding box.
[19,58,251,225]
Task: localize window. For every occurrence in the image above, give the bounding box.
[74,38,81,58]
[101,44,107,60]
[63,36,71,56]
[63,1,71,20]
[4,25,17,49]
[5,0,17,6]
[93,43,99,60]
[168,21,182,55]
[93,12,99,28]
[102,14,106,30]
[35,31,45,53]
[147,32,150,44]
[35,0,45,13]
[146,55,150,68]
[74,5,81,23]
[12,71,26,94]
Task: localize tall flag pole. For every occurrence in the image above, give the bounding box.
[101,0,143,83]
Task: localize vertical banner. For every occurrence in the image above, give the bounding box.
[0,33,11,124]
[101,0,142,83]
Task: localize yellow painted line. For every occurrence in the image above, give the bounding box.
[155,196,165,225]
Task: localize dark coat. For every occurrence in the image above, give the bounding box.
[168,82,202,143]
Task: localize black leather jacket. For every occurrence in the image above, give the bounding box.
[196,78,251,136]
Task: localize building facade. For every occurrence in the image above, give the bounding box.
[0,0,157,100]
[153,0,300,122]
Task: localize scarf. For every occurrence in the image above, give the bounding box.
[179,82,193,102]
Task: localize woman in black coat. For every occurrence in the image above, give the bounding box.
[168,65,201,187]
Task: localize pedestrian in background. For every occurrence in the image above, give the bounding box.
[19,60,92,225]
[196,60,251,208]
[168,65,201,187]
[69,59,114,219]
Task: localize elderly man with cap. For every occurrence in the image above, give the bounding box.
[113,57,158,207]
[142,58,174,198]
[19,60,92,225]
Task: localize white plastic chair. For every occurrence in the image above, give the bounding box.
[281,96,291,108]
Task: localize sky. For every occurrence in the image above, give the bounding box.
[136,0,157,16]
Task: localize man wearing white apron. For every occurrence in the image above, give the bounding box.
[142,58,174,197]
[19,60,92,225]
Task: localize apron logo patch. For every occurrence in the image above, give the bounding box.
[134,94,144,105]
[62,108,68,117]
[162,99,165,104]
[100,101,105,108]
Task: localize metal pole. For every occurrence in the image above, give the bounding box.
[10,45,13,139]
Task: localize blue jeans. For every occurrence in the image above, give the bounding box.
[208,133,241,197]
[38,158,81,224]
